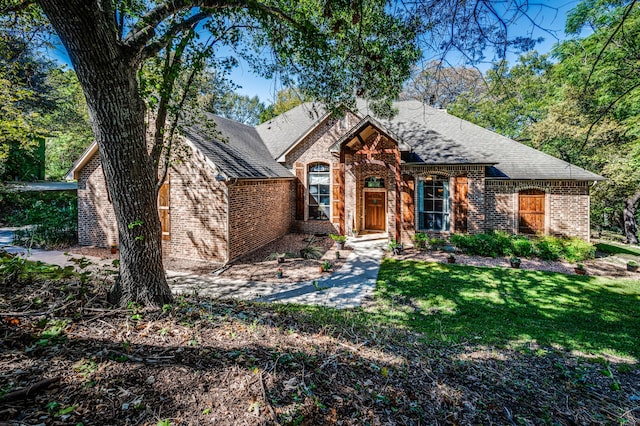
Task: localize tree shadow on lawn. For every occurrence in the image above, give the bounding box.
[374,259,640,360]
[1,299,639,425]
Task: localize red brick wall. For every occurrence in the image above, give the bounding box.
[485,180,591,241]
[284,113,361,235]
[77,154,118,247]
[400,164,485,243]
[163,146,229,265]
[227,179,294,260]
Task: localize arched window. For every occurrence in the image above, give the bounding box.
[417,175,450,231]
[308,163,330,220]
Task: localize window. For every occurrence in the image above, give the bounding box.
[365,176,385,188]
[308,162,330,220]
[417,176,450,231]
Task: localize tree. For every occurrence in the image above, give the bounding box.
[553,0,640,243]
[2,0,419,307]
[259,87,308,122]
[447,52,554,141]
[400,61,485,109]
[203,91,266,125]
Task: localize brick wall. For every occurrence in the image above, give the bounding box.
[401,164,485,243]
[285,113,360,235]
[227,179,294,260]
[163,146,229,265]
[77,154,117,247]
[485,180,591,240]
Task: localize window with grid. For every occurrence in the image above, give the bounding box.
[417,176,450,231]
[308,163,330,220]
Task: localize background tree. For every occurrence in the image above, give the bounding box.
[400,61,485,108]
[259,87,309,122]
[550,0,640,243]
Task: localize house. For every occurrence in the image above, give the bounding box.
[67,99,603,266]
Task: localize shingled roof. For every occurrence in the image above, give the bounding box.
[354,99,603,181]
[181,113,293,179]
[255,102,328,159]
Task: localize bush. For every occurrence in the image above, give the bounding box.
[533,236,564,261]
[561,238,596,262]
[1,190,77,249]
[511,236,534,258]
[450,232,594,262]
[412,232,428,250]
[450,231,511,257]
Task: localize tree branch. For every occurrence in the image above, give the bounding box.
[124,0,299,56]
[0,0,35,14]
[141,12,207,60]
[582,0,638,94]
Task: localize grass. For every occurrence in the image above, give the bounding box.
[595,241,640,257]
[374,259,640,360]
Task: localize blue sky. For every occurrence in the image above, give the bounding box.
[47,1,581,104]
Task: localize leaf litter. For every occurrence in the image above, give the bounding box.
[0,257,638,425]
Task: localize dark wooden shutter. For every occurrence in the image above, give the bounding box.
[295,162,305,220]
[332,162,345,233]
[401,175,414,229]
[158,180,170,240]
[453,176,468,233]
[519,189,545,234]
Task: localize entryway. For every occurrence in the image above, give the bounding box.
[364,191,385,231]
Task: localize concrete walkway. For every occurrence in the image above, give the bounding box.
[1,228,386,309]
[169,235,386,308]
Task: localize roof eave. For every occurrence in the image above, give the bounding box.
[65,141,98,181]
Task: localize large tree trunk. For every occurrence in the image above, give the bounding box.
[39,0,173,307]
[623,189,640,245]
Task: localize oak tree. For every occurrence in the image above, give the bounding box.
[1,0,419,306]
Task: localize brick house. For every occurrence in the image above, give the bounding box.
[68,99,603,266]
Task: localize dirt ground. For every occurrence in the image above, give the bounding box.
[70,234,350,283]
[0,270,638,425]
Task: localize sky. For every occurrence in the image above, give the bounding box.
[47,0,582,105]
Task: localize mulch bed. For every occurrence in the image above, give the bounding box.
[0,262,639,425]
[70,234,350,283]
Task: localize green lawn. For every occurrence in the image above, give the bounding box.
[596,241,640,257]
[375,259,640,360]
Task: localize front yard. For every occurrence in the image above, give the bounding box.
[1,247,639,424]
[374,259,640,360]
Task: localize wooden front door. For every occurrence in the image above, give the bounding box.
[519,189,545,234]
[365,191,385,231]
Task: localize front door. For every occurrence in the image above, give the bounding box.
[365,191,385,231]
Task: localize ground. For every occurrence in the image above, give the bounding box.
[1,240,639,425]
[70,234,349,282]
[68,233,632,281]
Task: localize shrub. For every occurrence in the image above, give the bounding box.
[511,236,534,258]
[412,232,428,250]
[329,233,347,244]
[450,231,511,257]
[562,237,596,262]
[534,236,564,261]
[3,191,78,249]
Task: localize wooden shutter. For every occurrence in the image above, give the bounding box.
[453,176,468,233]
[294,162,305,220]
[519,189,545,234]
[158,180,170,240]
[401,175,414,229]
[332,162,345,233]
